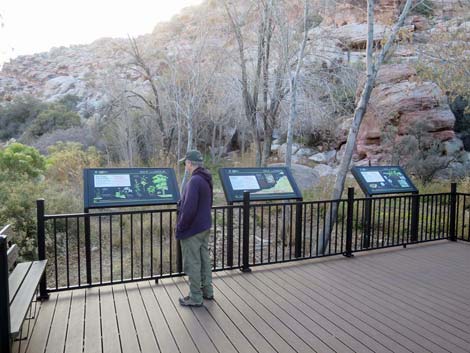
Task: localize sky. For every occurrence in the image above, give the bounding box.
[0,0,203,64]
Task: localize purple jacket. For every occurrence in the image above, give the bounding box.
[176,167,213,240]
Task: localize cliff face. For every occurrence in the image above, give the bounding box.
[0,0,468,168]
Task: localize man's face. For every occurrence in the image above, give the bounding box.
[185,159,192,173]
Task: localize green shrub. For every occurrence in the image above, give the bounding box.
[0,143,46,259]
[24,103,81,138]
[0,95,45,140]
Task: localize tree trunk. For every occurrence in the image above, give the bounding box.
[320,0,413,254]
[262,126,273,167]
[286,1,309,168]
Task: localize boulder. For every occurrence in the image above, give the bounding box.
[309,150,336,164]
[269,163,320,191]
[355,63,458,162]
[295,147,315,157]
[442,138,464,156]
[277,143,301,160]
[313,164,337,177]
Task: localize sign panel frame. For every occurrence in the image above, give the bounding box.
[84,168,180,209]
[351,166,417,196]
[219,167,302,203]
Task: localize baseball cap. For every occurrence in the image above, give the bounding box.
[179,150,204,163]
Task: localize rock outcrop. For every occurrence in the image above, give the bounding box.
[355,63,457,162]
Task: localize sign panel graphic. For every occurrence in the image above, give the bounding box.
[351,166,417,196]
[84,168,180,208]
[219,167,302,202]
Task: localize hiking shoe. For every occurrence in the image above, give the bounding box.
[179,296,203,307]
[203,294,214,300]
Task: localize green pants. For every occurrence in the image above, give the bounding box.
[180,230,213,302]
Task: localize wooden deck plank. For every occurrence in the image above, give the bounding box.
[22,293,58,353]
[289,264,462,353]
[322,257,470,344]
[201,275,277,353]
[375,249,470,301]
[64,289,86,353]
[178,276,259,353]
[18,242,470,353]
[223,271,335,353]
[238,269,356,353]
[137,282,179,353]
[83,288,101,353]
[309,259,470,353]
[161,279,219,353]
[150,280,199,352]
[337,254,470,336]
[172,277,238,353]
[213,273,297,353]
[112,284,140,353]
[261,268,400,353]
[362,247,470,305]
[125,283,161,353]
[279,265,440,353]
[247,267,374,353]
[256,267,382,353]
[100,286,121,353]
[45,291,71,353]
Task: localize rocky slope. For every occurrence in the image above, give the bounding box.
[0,0,469,178]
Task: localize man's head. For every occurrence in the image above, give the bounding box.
[179,150,204,173]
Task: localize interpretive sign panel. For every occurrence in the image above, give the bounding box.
[84,168,180,208]
[219,167,302,202]
[351,166,417,196]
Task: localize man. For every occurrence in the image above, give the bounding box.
[176,150,214,307]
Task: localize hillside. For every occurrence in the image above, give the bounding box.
[0,0,469,180]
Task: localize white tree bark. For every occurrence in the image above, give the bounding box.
[319,0,414,254]
[286,0,310,168]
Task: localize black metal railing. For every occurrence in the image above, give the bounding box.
[37,183,470,292]
[0,225,12,353]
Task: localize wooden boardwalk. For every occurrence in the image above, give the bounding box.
[14,241,470,353]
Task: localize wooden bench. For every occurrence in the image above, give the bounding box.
[0,225,47,353]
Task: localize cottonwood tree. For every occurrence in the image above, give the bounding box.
[285,0,310,168]
[165,27,225,189]
[320,0,414,253]
[224,0,291,166]
[119,37,170,152]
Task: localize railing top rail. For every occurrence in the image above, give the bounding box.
[353,192,452,202]
[0,224,10,237]
[44,207,179,219]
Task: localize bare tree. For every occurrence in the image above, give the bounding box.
[320,0,414,253]
[120,37,169,151]
[285,0,310,168]
[224,0,290,166]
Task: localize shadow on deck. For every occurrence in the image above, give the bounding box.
[14,241,470,353]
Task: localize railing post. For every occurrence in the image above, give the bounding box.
[84,208,92,285]
[295,199,303,258]
[410,191,420,242]
[344,187,355,258]
[363,196,372,248]
[36,199,49,300]
[0,236,12,353]
[227,203,234,267]
[449,183,457,242]
[241,191,251,273]
[177,240,183,273]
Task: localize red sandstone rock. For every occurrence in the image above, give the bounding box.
[354,63,458,162]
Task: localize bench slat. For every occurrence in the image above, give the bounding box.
[7,244,19,271]
[10,260,47,338]
[9,262,32,305]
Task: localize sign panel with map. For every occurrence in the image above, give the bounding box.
[84,168,180,208]
[351,166,417,196]
[219,167,302,202]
